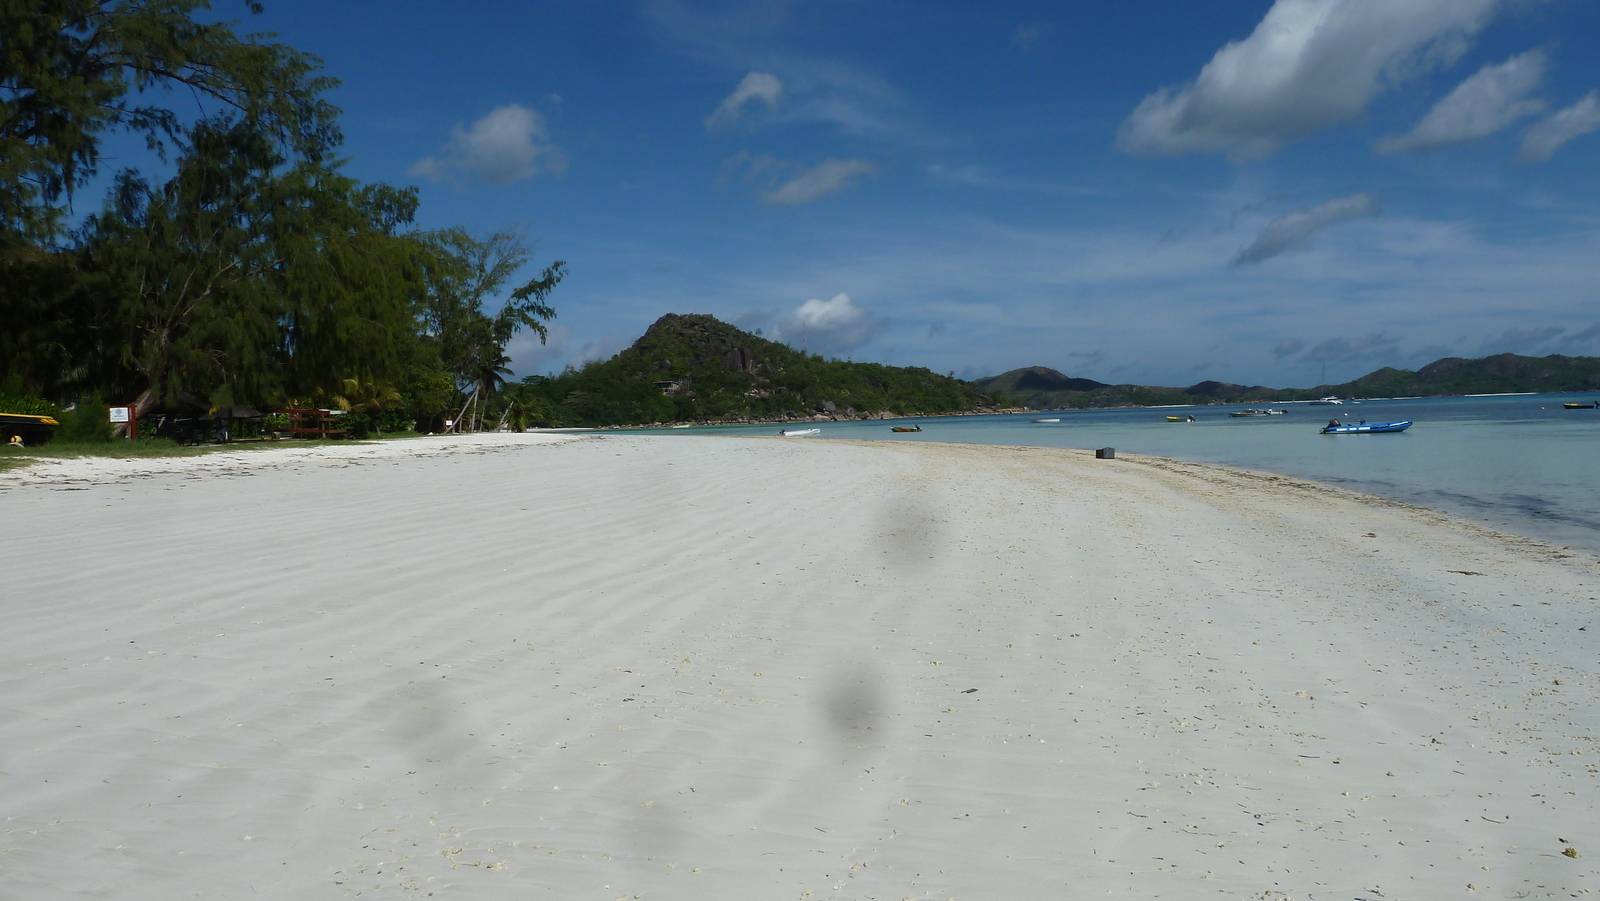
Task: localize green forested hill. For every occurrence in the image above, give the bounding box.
[1345,354,1600,397]
[973,367,1287,409]
[519,314,1003,426]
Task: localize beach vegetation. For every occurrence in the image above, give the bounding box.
[55,395,112,443]
[1,2,564,438]
[74,118,428,412]
[414,228,564,430]
[0,377,59,418]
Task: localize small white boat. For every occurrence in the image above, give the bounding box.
[778,428,820,437]
[1030,418,1060,423]
[1308,396,1344,405]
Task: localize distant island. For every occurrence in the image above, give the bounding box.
[974,353,1600,411]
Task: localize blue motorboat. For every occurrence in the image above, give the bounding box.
[1321,419,1411,434]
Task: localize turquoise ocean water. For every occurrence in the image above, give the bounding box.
[630,393,1600,555]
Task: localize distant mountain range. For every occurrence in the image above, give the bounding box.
[974,353,1600,410]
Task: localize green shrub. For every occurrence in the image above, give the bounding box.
[375,406,414,433]
[341,410,374,439]
[57,396,113,443]
[0,392,59,418]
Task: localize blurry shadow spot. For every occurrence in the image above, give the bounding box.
[822,670,885,741]
[874,499,942,570]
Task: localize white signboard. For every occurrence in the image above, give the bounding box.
[108,406,131,423]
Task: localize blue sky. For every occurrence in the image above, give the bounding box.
[243,0,1600,387]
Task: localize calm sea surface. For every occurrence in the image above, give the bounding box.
[626,393,1600,555]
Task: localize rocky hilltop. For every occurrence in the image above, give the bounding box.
[520,314,1007,427]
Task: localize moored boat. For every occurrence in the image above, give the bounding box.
[1562,402,1598,409]
[1229,408,1288,417]
[1309,396,1344,405]
[1166,415,1196,422]
[1320,419,1411,434]
[778,428,820,437]
[890,425,922,432]
[1030,418,1060,423]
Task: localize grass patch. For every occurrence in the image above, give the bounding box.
[0,453,34,473]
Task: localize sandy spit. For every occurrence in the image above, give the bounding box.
[1,434,1596,900]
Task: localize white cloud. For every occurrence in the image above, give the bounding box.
[772,293,887,355]
[1234,193,1382,264]
[925,163,1102,197]
[706,71,783,127]
[1117,0,1500,161]
[761,159,877,205]
[506,324,572,377]
[1377,50,1547,154]
[1519,91,1600,162]
[1298,331,1403,363]
[1477,325,1565,356]
[410,105,566,185]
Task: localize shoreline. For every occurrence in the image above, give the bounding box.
[3,434,1596,897]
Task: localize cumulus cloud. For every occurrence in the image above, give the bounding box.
[410,105,566,184]
[761,158,877,205]
[1377,50,1547,154]
[772,293,887,355]
[1234,193,1381,264]
[506,324,572,377]
[1117,0,1499,161]
[706,72,783,127]
[1519,91,1600,162]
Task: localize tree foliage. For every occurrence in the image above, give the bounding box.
[1,0,338,245]
[418,228,563,414]
[0,2,565,432]
[75,117,425,411]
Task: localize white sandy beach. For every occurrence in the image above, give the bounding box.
[2,433,1597,900]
